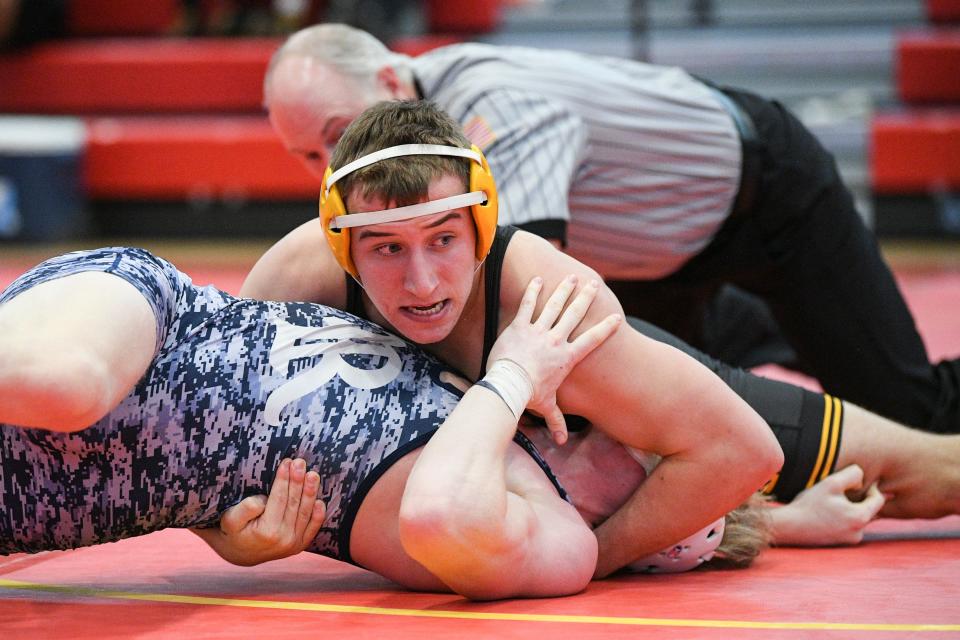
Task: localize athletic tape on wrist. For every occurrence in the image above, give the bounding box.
[477,359,533,420]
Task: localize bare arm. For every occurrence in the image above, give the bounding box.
[0,272,156,431]
[398,276,618,599]
[502,233,784,578]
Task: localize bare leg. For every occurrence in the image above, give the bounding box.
[836,403,960,519]
[0,272,156,431]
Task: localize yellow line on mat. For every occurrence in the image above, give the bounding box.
[1,578,958,632]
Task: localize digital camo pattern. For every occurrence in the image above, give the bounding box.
[0,248,463,562]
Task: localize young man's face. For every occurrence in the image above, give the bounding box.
[349,174,480,345]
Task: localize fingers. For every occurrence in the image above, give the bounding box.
[514,276,544,325]
[439,370,471,393]
[824,464,865,491]
[220,495,267,534]
[535,274,578,329]
[569,312,621,364]
[261,458,324,543]
[295,470,323,544]
[262,457,292,525]
[551,279,598,336]
[541,403,568,445]
[281,458,308,529]
[859,482,886,520]
[303,498,327,548]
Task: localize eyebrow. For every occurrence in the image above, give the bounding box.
[355,212,463,240]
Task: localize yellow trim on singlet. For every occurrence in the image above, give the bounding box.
[1,578,958,632]
[817,396,843,484]
[806,394,843,489]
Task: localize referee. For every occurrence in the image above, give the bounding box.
[257,23,960,434]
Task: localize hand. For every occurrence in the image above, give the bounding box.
[487,275,621,445]
[769,464,885,547]
[192,458,326,566]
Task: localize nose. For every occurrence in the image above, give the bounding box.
[403,249,440,298]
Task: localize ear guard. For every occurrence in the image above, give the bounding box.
[319,144,498,278]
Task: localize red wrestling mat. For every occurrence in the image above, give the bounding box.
[1,522,959,639]
[2,255,960,639]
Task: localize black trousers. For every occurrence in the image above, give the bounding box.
[610,86,959,433]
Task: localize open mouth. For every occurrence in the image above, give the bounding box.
[403,300,447,317]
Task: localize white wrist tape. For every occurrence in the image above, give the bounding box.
[477,359,534,420]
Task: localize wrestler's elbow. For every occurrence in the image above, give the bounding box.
[397,501,522,599]
[397,498,488,566]
[737,417,784,489]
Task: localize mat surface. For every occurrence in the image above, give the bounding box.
[2,251,959,639]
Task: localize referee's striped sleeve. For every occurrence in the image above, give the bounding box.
[450,88,587,229]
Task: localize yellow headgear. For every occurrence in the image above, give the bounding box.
[319,143,498,278]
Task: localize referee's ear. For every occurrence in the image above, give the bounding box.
[377,66,412,99]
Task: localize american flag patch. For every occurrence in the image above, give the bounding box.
[463,115,497,150]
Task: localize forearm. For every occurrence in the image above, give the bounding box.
[590,430,781,576]
[592,445,769,577]
[401,386,519,549]
[560,321,782,576]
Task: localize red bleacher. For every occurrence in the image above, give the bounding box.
[425,0,502,33]
[67,0,179,36]
[84,116,316,200]
[872,8,960,220]
[871,110,960,193]
[0,29,462,207]
[896,30,960,104]
[0,0,484,227]
[0,39,279,114]
[927,0,960,24]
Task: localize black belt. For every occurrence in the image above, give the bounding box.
[707,86,763,220]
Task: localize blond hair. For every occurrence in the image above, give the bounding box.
[707,493,773,569]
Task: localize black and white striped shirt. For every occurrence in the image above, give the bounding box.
[412,43,741,279]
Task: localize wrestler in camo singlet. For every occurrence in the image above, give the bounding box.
[0,247,562,564]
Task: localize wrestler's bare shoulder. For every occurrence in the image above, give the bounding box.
[241,219,345,305]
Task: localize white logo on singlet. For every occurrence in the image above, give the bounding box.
[264,317,405,426]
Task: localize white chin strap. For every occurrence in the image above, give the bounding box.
[624,446,726,573]
[329,191,486,229]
